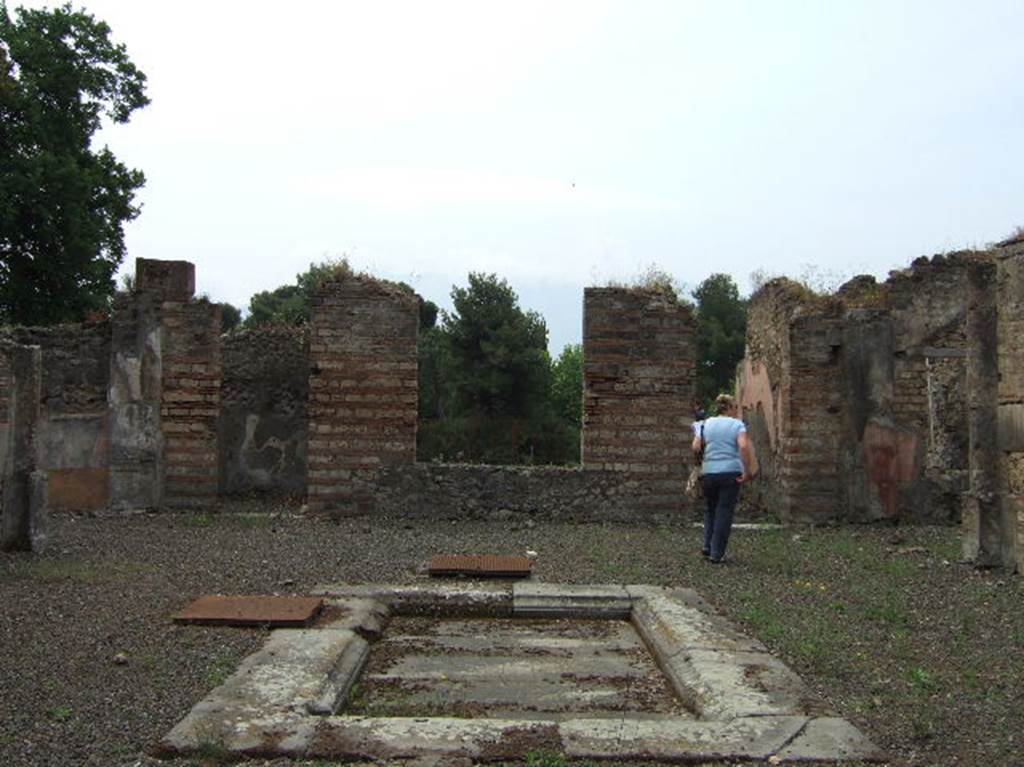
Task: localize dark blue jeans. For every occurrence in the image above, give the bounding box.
[701,472,742,561]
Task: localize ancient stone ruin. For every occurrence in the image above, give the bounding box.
[2,245,1021,572]
[0,258,696,537]
[738,239,1024,570]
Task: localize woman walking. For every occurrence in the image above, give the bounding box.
[692,393,756,564]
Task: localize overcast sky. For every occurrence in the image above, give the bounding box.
[18,0,1024,352]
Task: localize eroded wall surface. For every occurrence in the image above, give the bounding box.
[220,327,309,496]
[740,254,975,525]
[0,339,45,551]
[3,321,110,510]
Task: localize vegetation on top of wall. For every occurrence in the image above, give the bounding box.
[244,257,438,331]
[604,264,694,307]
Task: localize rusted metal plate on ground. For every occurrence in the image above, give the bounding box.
[172,595,323,626]
[428,555,532,578]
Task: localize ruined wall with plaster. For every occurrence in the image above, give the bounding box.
[2,321,110,510]
[739,280,806,519]
[220,327,309,496]
[740,256,972,525]
[582,288,695,517]
[306,277,419,514]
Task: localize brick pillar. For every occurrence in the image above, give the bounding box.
[962,257,1012,567]
[1,340,46,551]
[109,259,221,510]
[779,316,845,523]
[306,277,418,515]
[582,288,695,517]
[160,300,222,507]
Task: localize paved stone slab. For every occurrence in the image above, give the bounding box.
[514,582,632,617]
[307,717,561,762]
[660,647,825,719]
[312,582,513,616]
[320,597,390,640]
[560,715,808,761]
[631,588,766,654]
[352,617,687,720]
[161,628,366,752]
[777,717,888,762]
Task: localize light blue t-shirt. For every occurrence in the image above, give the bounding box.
[700,416,746,475]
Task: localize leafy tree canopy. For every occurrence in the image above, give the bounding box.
[550,342,582,429]
[692,273,747,405]
[443,272,550,419]
[0,2,149,325]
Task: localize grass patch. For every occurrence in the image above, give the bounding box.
[8,558,147,584]
[49,705,73,722]
[524,749,568,767]
[203,649,238,688]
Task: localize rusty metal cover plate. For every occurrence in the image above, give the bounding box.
[172,595,323,627]
[428,554,532,578]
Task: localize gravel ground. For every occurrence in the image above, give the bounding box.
[1,505,1021,767]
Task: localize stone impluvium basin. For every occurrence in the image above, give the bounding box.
[160,582,883,764]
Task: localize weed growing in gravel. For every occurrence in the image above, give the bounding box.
[184,512,213,528]
[204,649,238,688]
[524,749,568,767]
[908,666,939,695]
[48,705,72,722]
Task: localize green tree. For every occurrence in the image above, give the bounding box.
[0,2,149,325]
[220,302,242,332]
[692,273,747,404]
[445,272,550,418]
[550,343,582,428]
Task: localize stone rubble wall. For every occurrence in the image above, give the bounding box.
[373,462,694,523]
[2,320,111,510]
[219,326,309,496]
[582,288,695,517]
[306,277,419,514]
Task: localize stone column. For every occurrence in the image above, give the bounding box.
[582,288,695,518]
[962,257,1012,567]
[0,340,46,551]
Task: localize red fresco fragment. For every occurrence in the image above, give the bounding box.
[862,422,918,519]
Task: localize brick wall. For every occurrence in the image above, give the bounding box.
[582,288,695,517]
[306,277,418,514]
[160,299,222,507]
